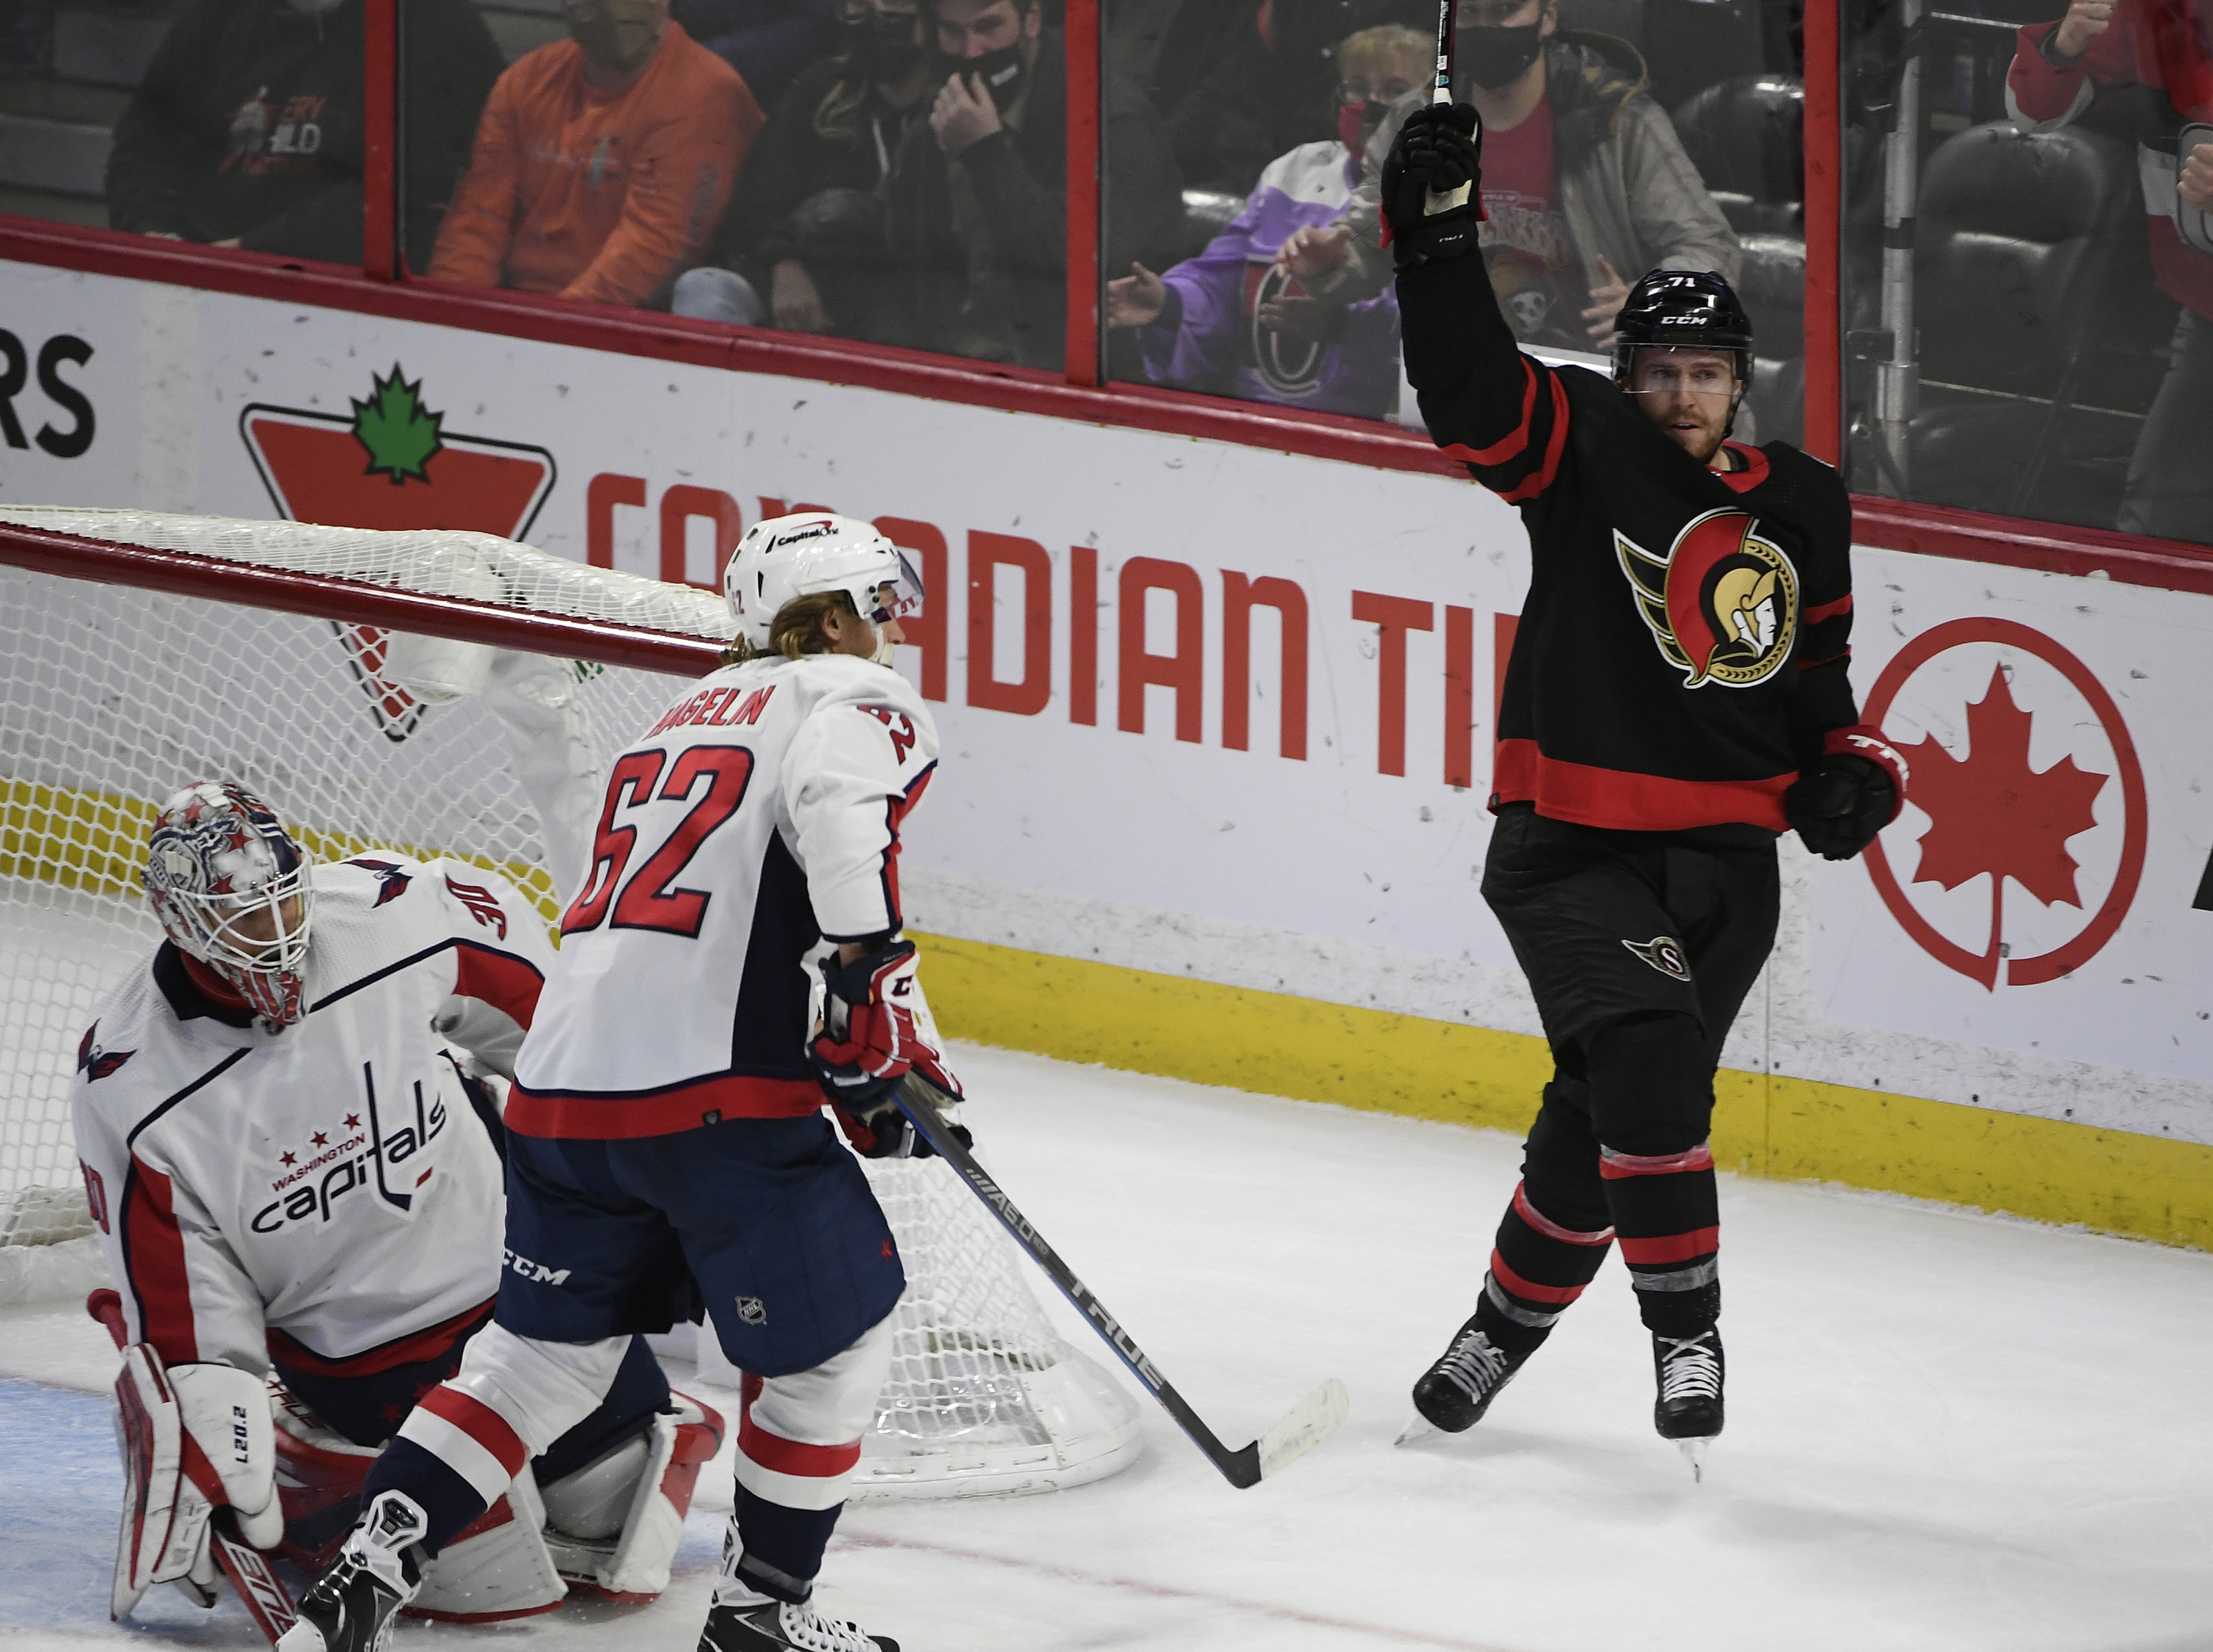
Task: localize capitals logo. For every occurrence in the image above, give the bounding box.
[1615,510,1799,689]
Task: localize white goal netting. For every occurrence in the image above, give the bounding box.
[0,508,1139,1499]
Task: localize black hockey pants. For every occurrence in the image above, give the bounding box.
[1474,804,1779,1344]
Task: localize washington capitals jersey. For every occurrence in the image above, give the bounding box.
[70,855,552,1375]
[508,652,938,1141]
[1399,252,1861,833]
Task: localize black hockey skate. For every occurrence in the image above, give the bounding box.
[698,1598,900,1652]
[274,1491,424,1652]
[1653,1326,1725,1480]
[1405,1315,1542,1437]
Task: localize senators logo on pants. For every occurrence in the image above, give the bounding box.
[1615,510,1799,689]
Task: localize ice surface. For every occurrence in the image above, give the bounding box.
[3,1042,2210,1651]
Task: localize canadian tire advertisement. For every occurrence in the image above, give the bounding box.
[1,261,2209,1147]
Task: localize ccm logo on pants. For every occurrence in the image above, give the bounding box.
[504,1247,570,1285]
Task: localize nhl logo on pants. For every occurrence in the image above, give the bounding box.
[736,1296,768,1325]
[1623,935,1692,981]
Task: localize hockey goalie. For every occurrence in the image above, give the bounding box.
[69,779,725,1630]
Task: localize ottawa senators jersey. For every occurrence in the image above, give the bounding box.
[70,855,553,1375]
[508,652,938,1141]
[1398,252,1862,833]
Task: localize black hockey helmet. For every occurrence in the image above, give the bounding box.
[1612,268,1754,389]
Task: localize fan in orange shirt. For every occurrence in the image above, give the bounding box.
[429,0,765,308]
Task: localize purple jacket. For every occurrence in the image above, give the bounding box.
[1138,142,1400,419]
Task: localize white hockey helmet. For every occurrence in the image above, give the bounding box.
[723,512,925,653]
[142,780,315,1026]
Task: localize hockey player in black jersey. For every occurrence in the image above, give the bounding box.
[1384,102,1909,1472]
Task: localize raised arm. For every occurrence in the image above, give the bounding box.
[1391,104,1574,503]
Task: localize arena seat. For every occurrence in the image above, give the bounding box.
[1669,73,1803,238]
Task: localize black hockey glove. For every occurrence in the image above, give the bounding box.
[1785,726,1909,860]
[812,938,968,1158]
[1382,102,1483,270]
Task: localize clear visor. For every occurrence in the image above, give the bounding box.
[860,548,926,628]
[1620,349,1743,396]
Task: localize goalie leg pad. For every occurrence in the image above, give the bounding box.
[404,1467,567,1623]
[541,1392,727,1602]
[271,1391,380,1575]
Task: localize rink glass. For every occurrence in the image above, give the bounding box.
[1839,0,2187,540]
[1100,0,1807,439]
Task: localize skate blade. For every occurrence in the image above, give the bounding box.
[1394,1413,1439,1447]
[1676,1438,1712,1483]
[1255,1378,1351,1478]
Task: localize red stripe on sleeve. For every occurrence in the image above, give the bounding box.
[418,1385,531,1477]
[121,1158,197,1363]
[1497,375,1571,504]
[877,765,934,931]
[1434,359,1541,469]
[452,943,545,1030]
[1488,1250,1590,1306]
[738,1414,863,1478]
[1618,1227,1722,1266]
[1803,593,1853,625]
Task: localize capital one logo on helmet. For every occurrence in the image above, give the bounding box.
[1615,510,1798,689]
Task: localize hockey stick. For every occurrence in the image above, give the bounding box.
[1425,0,1477,212]
[894,1074,1350,1489]
[89,1290,300,1644]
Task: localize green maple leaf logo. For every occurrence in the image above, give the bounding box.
[351,364,444,485]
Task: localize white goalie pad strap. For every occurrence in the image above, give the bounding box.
[169,1363,283,1550]
[410,1468,568,1623]
[112,1343,207,1617]
[736,1317,892,1513]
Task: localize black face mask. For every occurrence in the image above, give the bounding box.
[941,39,1026,111]
[1459,22,1544,91]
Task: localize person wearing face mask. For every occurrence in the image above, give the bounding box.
[104,0,502,263]
[427,0,766,309]
[1278,0,1738,358]
[672,0,933,335]
[875,0,1183,365]
[1104,23,1425,416]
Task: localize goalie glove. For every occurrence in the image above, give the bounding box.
[112,1345,283,1618]
[811,938,966,1158]
[1382,102,1483,269]
[1785,725,1909,861]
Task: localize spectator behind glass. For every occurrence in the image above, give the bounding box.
[674,0,837,110]
[877,0,1184,366]
[1106,22,1426,416]
[1279,0,1739,353]
[1166,0,1432,193]
[428,0,766,308]
[673,0,932,335]
[2009,0,2213,541]
[104,0,502,263]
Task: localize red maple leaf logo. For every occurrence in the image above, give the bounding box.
[1901,665,2107,988]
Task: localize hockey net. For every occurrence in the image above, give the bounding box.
[0,508,1140,1499]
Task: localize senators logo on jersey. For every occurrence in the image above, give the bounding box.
[1615,510,1799,689]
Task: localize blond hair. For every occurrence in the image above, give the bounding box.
[1337,23,1430,82]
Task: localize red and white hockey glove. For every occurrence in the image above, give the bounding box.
[811,938,966,1158]
[1785,725,1909,861]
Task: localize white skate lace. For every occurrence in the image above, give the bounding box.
[1656,1331,1723,1404]
[778,1601,878,1652]
[1434,1327,1511,1402]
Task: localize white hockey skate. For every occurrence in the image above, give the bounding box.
[276,1490,425,1652]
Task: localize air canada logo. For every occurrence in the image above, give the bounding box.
[1616,510,1798,689]
[1860,618,2145,991]
[240,365,557,742]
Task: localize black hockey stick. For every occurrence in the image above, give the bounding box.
[895,1074,1349,1489]
[1431,0,1454,103]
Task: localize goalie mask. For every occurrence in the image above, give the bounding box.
[143,781,315,1027]
[723,512,925,662]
